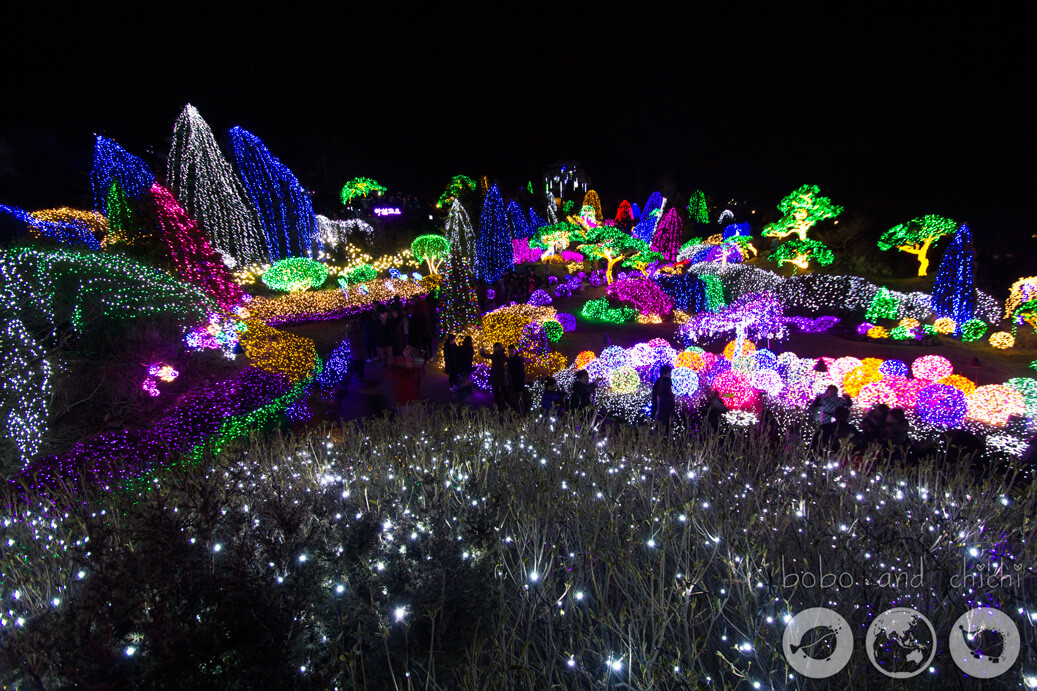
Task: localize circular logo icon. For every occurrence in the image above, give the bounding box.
[782,607,854,679]
[865,607,937,678]
[949,607,1020,678]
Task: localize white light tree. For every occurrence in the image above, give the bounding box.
[167,104,268,265]
[444,198,475,270]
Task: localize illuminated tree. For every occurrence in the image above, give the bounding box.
[507,200,532,238]
[877,214,957,277]
[650,207,683,261]
[769,238,834,270]
[687,189,709,225]
[444,198,475,270]
[582,190,603,225]
[931,224,975,333]
[474,184,513,283]
[229,127,318,260]
[410,234,451,274]
[528,208,548,230]
[632,192,664,242]
[614,200,634,229]
[439,248,478,338]
[340,177,387,206]
[579,229,648,284]
[622,247,667,277]
[435,174,476,210]
[762,184,842,242]
[167,104,267,265]
[1006,277,1037,320]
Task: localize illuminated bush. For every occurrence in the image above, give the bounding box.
[261,257,329,292]
[345,264,377,283]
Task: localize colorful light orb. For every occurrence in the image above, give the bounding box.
[147,364,180,382]
[575,350,597,370]
[628,343,655,367]
[610,366,641,394]
[731,355,758,373]
[960,319,988,342]
[528,289,553,306]
[912,355,954,381]
[711,369,755,410]
[261,257,329,292]
[778,380,814,407]
[866,326,888,339]
[599,345,631,369]
[486,289,496,300]
[898,317,920,329]
[861,357,885,371]
[647,338,671,348]
[556,312,577,332]
[829,357,863,387]
[888,376,928,408]
[750,368,784,397]
[966,385,1026,427]
[939,374,977,395]
[857,322,875,336]
[889,326,913,340]
[878,359,908,377]
[723,339,757,360]
[843,364,883,398]
[543,320,564,342]
[858,380,900,408]
[916,383,968,428]
[585,358,608,382]
[989,332,1015,349]
[675,351,696,369]
[650,345,678,366]
[754,349,779,370]
[672,367,699,396]
[933,317,956,335]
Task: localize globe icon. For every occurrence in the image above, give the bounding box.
[865,607,937,678]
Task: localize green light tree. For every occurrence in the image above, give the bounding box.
[769,238,834,270]
[622,248,667,278]
[410,234,451,274]
[687,189,708,225]
[340,177,387,206]
[865,287,900,321]
[876,214,957,277]
[435,175,476,210]
[762,184,843,242]
[579,229,649,284]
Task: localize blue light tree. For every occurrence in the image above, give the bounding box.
[91,136,154,213]
[474,184,513,283]
[931,224,975,335]
[229,126,318,261]
[507,200,532,238]
[528,208,548,230]
[632,191,664,242]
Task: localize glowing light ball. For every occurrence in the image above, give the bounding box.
[585,358,608,381]
[262,257,329,292]
[556,312,577,332]
[912,355,954,381]
[829,357,863,387]
[754,349,779,370]
[675,351,696,368]
[887,377,927,408]
[889,326,914,340]
[861,357,885,371]
[671,367,699,396]
[858,380,900,408]
[750,368,784,397]
[599,345,630,369]
[916,383,968,428]
[898,317,920,329]
[878,359,908,377]
[938,374,976,395]
[542,320,564,342]
[857,322,875,336]
[960,319,987,342]
[843,365,883,398]
[528,289,552,306]
[651,345,678,367]
[966,385,1025,427]
[711,369,755,410]
[866,326,888,339]
[575,350,597,370]
[778,381,813,407]
[610,366,641,394]
[628,343,655,367]
[731,355,758,374]
[723,339,756,360]
[647,338,671,348]
[932,317,956,334]
[989,332,1015,349]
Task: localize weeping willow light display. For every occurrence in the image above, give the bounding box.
[340,177,387,205]
[167,105,268,266]
[445,199,475,270]
[877,214,957,277]
[762,184,842,242]
[229,126,318,261]
[316,214,372,248]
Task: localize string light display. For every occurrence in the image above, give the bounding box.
[877,214,957,277]
[959,319,987,342]
[965,385,1025,427]
[90,136,154,213]
[865,287,899,321]
[582,190,603,225]
[930,224,975,334]
[989,332,1015,349]
[687,190,708,225]
[0,205,102,250]
[507,200,532,238]
[245,279,426,325]
[229,126,318,261]
[632,192,664,242]
[474,185,512,283]
[316,215,372,248]
[762,184,842,242]
[167,105,268,266]
[650,208,682,261]
[578,229,646,284]
[916,384,968,428]
[769,238,834,270]
[438,250,478,339]
[142,363,180,397]
[1,319,52,462]
[340,177,387,205]
[239,319,318,383]
[605,278,673,317]
[261,258,329,292]
[1005,277,1037,320]
[527,208,548,231]
[435,174,476,209]
[911,355,954,382]
[582,297,635,323]
[410,235,451,274]
[614,200,634,227]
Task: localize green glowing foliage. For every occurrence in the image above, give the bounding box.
[436,175,477,209]
[877,214,957,277]
[340,177,387,205]
[687,189,708,225]
[622,248,667,277]
[345,264,377,283]
[578,230,648,284]
[562,200,574,216]
[769,238,835,270]
[581,297,635,323]
[865,287,899,321]
[960,319,988,342]
[261,258,329,292]
[529,222,585,253]
[542,320,563,342]
[701,274,725,311]
[410,234,452,274]
[762,184,843,242]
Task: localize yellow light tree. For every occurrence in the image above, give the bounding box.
[877,214,957,277]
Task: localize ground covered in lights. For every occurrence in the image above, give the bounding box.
[3,407,1036,688]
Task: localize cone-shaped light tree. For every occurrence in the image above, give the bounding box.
[445,198,475,271]
[582,190,603,225]
[474,184,513,283]
[632,191,664,242]
[651,207,683,260]
[438,248,478,339]
[687,189,709,225]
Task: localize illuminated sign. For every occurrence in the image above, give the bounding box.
[374,207,401,217]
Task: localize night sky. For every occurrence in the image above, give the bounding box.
[1,6,1033,253]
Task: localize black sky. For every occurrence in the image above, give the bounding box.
[1,4,1034,251]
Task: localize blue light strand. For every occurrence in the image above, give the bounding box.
[507,200,532,239]
[528,208,548,230]
[474,184,513,283]
[90,136,155,213]
[0,205,101,250]
[632,191,664,242]
[228,126,318,261]
[931,224,975,335]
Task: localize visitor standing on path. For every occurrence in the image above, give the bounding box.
[570,370,597,410]
[650,365,675,431]
[507,345,526,412]
[455,336,475,397]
